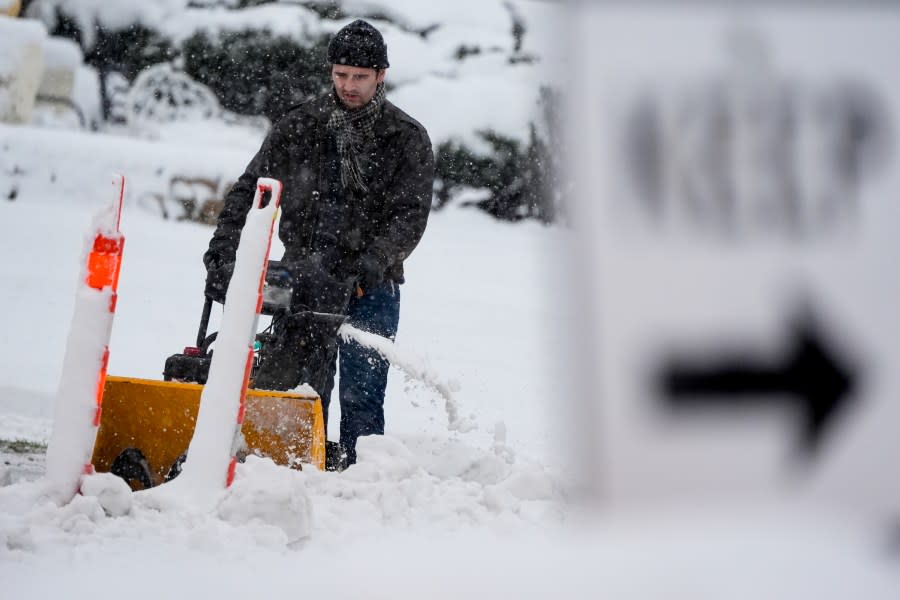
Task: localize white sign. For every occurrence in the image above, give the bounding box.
[568,5,900,521]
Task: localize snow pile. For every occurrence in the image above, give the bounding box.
[302,434,561,541]
[0,488,105,555]
[80,472,132,517]
[216,456,312,545]
[0,470,304,559]
[0,433,561,559]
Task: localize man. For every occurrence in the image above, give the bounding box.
[204,20,434,470]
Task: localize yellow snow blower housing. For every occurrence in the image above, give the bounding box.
[92,376,325,488]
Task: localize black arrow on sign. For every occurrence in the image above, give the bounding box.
[657,313,858,458]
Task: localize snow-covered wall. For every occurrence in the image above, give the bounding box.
[36,36,82,101]
[0,15,46,124]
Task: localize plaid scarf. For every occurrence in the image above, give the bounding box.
[327,83,386,194]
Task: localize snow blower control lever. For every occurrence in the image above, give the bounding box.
[162,260,294,384]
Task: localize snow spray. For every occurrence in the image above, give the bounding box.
[338,324,474,433]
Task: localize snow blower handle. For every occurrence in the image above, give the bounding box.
[196,295,214,350]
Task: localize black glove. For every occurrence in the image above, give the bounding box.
[354,254,384,294]
[283,256,355,315]
[204,253,235,304]
[203,248,233,272]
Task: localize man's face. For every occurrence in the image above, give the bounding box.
[331,64,386,110]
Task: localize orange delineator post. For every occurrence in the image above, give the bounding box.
[225,178,283,487]
[84,181,125,446]
[45,175,126,499]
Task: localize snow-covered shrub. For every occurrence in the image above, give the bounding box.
[181,29,331,121]
[87,24,176,82]
[127,63,219,124]
[435,128,555,223]
[37,7,175,82]
[33,7,176,123]
[434,88,564,224]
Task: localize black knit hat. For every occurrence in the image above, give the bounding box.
[327,20,390,69]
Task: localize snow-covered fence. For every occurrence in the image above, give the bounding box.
[138,173,233,225]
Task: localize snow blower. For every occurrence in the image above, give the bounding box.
[91,259,341,488]
[88,189,343,490]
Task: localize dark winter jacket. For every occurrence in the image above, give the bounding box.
[204,92,434,291]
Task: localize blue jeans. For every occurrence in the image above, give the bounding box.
[320,281,400,464]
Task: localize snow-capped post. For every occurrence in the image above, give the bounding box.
[165,177,282,503]
[45,174,125,503]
